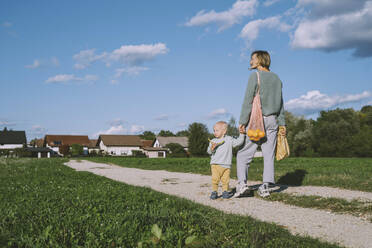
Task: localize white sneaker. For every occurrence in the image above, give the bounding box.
[233,184,249,198]
[258,183,270,198]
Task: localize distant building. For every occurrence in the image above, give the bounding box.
[88,139,99,154]
[153,136,189,150]
[97,135,143,156]
[0,129,27,149]
[43,135,90,155]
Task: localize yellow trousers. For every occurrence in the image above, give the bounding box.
[211,164,230,192]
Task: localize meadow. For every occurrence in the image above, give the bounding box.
[0,158,341,247]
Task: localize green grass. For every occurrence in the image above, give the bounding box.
[87,157,372,192]
[0,158,341,247]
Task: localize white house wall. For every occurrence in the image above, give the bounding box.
[0,144,23,149]
[106,146,141,156]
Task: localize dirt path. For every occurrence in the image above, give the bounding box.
[66,160,372,248]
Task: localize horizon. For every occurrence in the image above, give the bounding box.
[1,0,372,140]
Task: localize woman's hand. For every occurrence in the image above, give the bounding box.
[279,126,286,136]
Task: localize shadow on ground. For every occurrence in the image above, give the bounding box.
[277,169,307,186]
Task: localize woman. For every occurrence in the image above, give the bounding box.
[234,50,286,198]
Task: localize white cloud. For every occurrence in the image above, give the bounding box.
[154,114,169,121]
[25,57,60,69]
[108,43,168,66]
[115,66,149,78]
[51,57,60,67]
[296,0,368,18]
[1,21,12,27]
[176,123,188,128]
[96,125,127,137]
[25,59,41,69]
[29,125,47,136]
[207,108,231,120]
[130,125,145,134]
[108,119,126,127]
[45,74,98,83]
[73,44,168,78]
[292,0,372,57]
[185,0,258,31]
[73,49,106,69]
[285,90,372,115]
[0,119,16,127]
[93,121,145,138]
[264,0,280,7]
[240,15,291,45]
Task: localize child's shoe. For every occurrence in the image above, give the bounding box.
[222,191,233,199]
[210,191,218,200]
[258,183,270,197]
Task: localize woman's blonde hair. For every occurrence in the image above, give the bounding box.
[251,50,271,69]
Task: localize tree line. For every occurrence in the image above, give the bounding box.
[145,105,372,158]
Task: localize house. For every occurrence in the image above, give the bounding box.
[88,139,100,154]
[153,136,189,150]
[0,129,27,149]
[97,135,143,156]
[141,139,154,148]
[29,138,44,148]
[140,139,167,158]
[43,135,90,155]
[25,147,56,158]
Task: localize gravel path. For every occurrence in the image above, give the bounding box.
[66,160,372,248]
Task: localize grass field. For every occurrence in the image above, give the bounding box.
[0,158,340,247]
[87,157,372,192]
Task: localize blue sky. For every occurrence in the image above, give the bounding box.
[1,0,372,141]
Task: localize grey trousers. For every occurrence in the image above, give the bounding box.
[236,115,278,185]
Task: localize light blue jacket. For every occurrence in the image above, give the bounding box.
[207,134,244,168]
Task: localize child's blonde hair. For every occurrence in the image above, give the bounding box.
[215,121,228,130]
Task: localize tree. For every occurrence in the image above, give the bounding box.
[165,143,188,157]
[360,105,372,127]
[71,144,84,156]
[227,117,239,138]
[188,122,209,156]
[313,108,360,157]
[284,111,316,157]
[59,144,70,157]
[176,130,190,137]
[158,130,175,137]
[140,131,156,140]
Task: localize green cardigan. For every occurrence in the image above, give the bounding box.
[239,70,285,126]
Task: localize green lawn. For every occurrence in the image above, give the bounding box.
[0,158,340,247]
[87,157,372,192]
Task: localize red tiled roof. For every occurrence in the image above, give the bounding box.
[44,135,90,147]
[141,139,154,147]
[98,135,142,147]
[88,139,98,148]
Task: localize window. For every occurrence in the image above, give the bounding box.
[158,152,164,157]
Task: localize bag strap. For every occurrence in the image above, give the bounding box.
[255,71,261,94]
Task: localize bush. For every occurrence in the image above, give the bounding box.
[132,150,146,158]
[59,144,70,157]
[71,144,84,157]
[165,143,188,157]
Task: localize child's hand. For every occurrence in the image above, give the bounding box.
[239,124,246,134]
[211,142,217,151]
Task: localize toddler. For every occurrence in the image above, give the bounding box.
[207,121,244,199]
